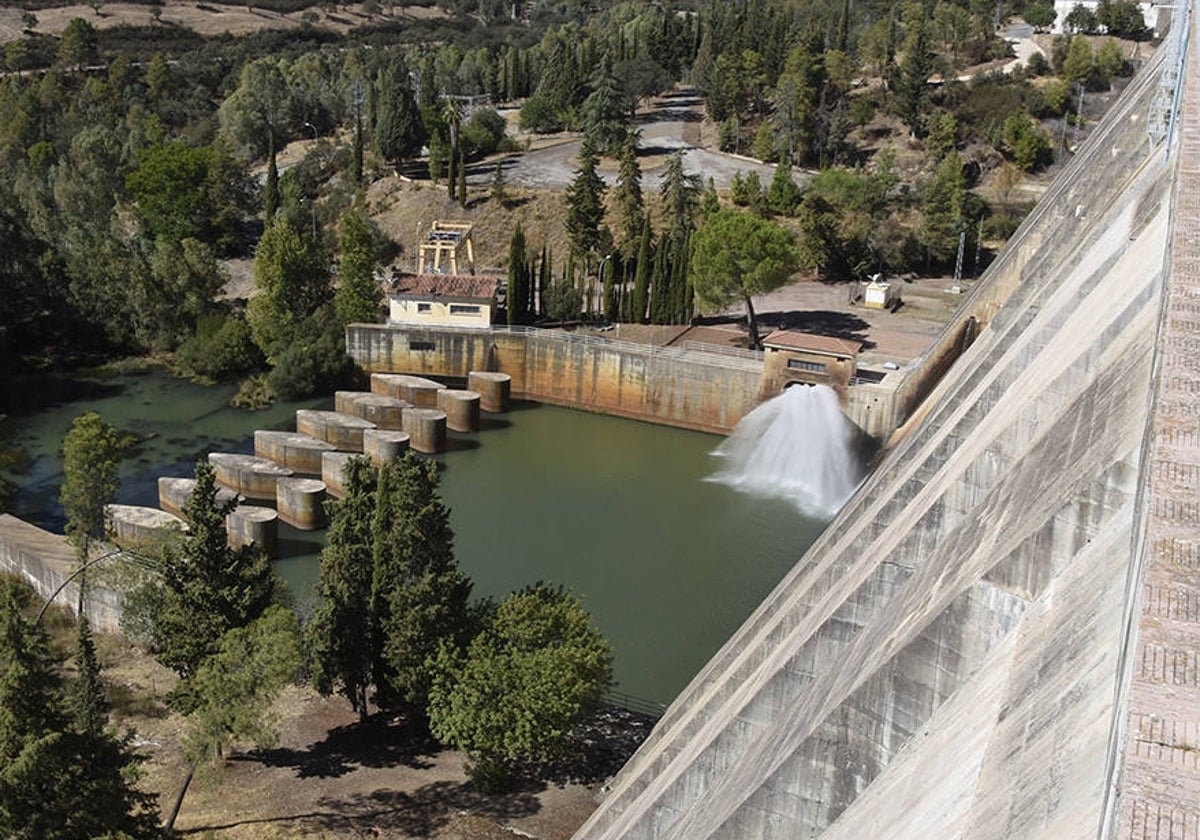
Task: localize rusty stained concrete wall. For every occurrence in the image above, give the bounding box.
[347,325,764,435]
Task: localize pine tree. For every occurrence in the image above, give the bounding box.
[490,161,508,207]
[0,580,159,838]
[155,461,285,681]
[564,140,607,260]
[66,615,105,737]
[307,456,378,720]
[659,150,700,245]
[371,455,472,710]
[613,134,644,258]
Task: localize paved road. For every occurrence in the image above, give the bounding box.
[495,89,802,193]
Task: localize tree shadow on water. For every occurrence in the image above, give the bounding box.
[244,711,440,779]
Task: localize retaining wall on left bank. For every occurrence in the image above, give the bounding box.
[0,514,122,632]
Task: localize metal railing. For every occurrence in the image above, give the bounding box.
[397,323,766,372]
[604,689,668,719]
[680,340,765,362]
[1147,0,1194,152]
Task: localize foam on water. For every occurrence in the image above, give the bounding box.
[709,384,862,518]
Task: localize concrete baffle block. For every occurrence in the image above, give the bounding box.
[335,391,410,430]
[371,373,445,407]
[295,410,376,451]
[275,477,327,530]
[254,430,336,474]
[105,504,186,546]
[362,429,411,466]
[437,389,481,433]
[321,451,358,498]
[158,476,238,520]
[468,371,512,413]
[401,409,447,454]
[226,505,278,556]
[208,453,293,501]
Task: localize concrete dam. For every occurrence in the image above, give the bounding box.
[570,9,1200,840]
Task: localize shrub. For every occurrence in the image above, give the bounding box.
[266,320,352,400]
[174,313,261,382]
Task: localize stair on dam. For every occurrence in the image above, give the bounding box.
[137,373,507,544]
[575,16,1200,840]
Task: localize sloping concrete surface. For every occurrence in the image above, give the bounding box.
[575,13,1198,839]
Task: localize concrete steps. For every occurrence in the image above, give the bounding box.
[142,371,511,549]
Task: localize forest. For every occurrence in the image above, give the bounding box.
[0,0,1150,402]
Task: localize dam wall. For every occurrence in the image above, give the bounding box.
[347,325,765,434]
[575,28,1194,840]
[0,514,123,633]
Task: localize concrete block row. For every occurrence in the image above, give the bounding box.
[208,453,326,530]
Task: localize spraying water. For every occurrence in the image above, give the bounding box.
[709,384,862,518]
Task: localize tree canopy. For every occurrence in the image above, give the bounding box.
[689,209,798,348]
[428,583,612,789]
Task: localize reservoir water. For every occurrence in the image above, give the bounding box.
[0,369,827,706]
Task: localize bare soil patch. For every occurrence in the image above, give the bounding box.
[0,1,446,45]
[87,626,615,839]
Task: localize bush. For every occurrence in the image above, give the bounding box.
[266,320,352,400]
[174,313,261,382]
[519,94,560,133]
[460,108,507,158]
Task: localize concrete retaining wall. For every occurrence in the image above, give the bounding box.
[0,514,123,633]
[347,326,765,435]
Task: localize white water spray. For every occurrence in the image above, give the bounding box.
[709,384,862,518]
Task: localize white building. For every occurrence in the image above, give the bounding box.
[386,273,500,329]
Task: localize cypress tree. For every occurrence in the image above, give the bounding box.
[307,456,378,720]
[632,220,652,323]
[649,237,668,324]
[66,615,105,737]
[265,133,279,220]
[456,149,467,208]
[371,455,472,711]
[507,222,527,326]
[537,244,551,318]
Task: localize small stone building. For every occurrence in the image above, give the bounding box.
[761,329,863,393]
[386,273,500,329]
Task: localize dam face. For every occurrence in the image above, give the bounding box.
[574,12,1200,840]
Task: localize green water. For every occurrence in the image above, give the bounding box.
[0,370,826,705]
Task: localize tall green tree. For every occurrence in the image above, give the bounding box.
[631,220,652,323]
[564,139,607,261]
[0,579,160,838]
[59,412,122,563]
[307,457,378,720]
[371,455,473,711]
[334,210,382,325]
[895,3,935,137]
[689,209,798,348]
[428,583,613,790]
[659,150,700,245]
[613,133,644,258]
[247,216,331,362]
[580,57,628,155]
[154,461,285,681]
[507,221,530,326]
[919,149,966,265]
[375,52,426,166]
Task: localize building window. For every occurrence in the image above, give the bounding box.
[410,340,435,351]
[787,358,827,373]
[450,304,481,315]
[416,302,432,313]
